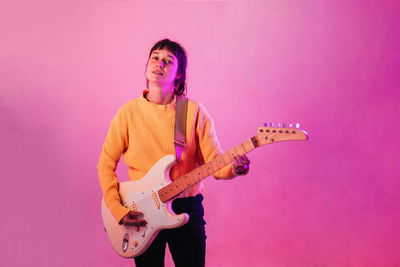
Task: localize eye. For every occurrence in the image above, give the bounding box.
[152,56,159,61]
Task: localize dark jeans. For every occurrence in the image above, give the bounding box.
[134,194,206,267]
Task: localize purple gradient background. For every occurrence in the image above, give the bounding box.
[1,0,399,266]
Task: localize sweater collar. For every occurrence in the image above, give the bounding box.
[141,89,176,110]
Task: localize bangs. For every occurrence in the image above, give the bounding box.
[149,39,187,67]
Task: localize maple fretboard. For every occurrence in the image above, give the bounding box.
[158,138,256,202]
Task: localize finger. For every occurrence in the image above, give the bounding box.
[233,159,242,174]
[241,155,250,165]
[124,218,147,227]
[234,156,240,166]
[238,155,245,165]
[237,155,247,166]
[239,155,250,166]
[236,155,247,166]
[232,157,238,170]
[129,211,144,216]
[233,156,242,170]
[128,211,144,219]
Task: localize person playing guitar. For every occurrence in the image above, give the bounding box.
[98,39,250,267]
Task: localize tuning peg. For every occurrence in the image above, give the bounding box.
[296,123,300,129]
[264,122,269,127]
[270,122,275,127]
[282,123,287,128]
[277,122,281,127]
[289,123,293,128]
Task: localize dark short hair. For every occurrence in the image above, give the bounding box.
[147,39,188,95]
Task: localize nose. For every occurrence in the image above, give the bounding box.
[159,60,165,68]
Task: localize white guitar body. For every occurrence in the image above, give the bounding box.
[101,154,189,258]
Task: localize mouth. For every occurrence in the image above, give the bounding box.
[152,70,164,76]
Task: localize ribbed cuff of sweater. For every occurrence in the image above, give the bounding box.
[114,206,131,224]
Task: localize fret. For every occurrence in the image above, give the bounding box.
[185,175,191,187]
[173,182,178,193]
[213,156,219,169]
[186,173,194,188]
[233,146,240,159]
[171,184,177,196]
[178,180,183,191]
[168,184,174,195]
[189,172,194,186]
[163,188,169,199]
[228,151,233,161]
[187,174,193,187]
[195,169,202,183]
[195,168,202,182]
[239,143,246,155]
[203,163,210,176]
[198,165,207,179]
[238,143,245,155]
[245,140,253,152]
[182,175,189,187]
[220,153,228,166]
[238,144,244,154]
[205,162,214,176]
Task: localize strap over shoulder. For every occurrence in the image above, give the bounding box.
[174,95,188,162]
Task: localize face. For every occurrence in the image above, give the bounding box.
[145,48,181,88]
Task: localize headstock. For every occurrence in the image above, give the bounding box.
[252,122,309,147]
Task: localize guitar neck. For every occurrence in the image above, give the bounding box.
[158,138,256,202]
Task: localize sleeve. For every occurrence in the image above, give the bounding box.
[97,105,131,223]
[196,103,237,180]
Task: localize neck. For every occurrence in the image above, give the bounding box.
[147,83,175,105]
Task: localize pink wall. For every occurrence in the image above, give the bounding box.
[1,0,399,266]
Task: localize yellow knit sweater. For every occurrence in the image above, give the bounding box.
[97,91,235,222]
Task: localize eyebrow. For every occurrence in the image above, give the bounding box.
[151,51,176,60]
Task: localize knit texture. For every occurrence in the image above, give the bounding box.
[98,91,234,222]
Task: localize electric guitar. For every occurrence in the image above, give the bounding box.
[101,124,309,258]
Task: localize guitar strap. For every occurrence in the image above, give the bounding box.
[174,94,188,162]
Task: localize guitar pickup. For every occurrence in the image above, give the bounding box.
[152,192,160,209]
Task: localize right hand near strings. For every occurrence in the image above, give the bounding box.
[120,211,147,227]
